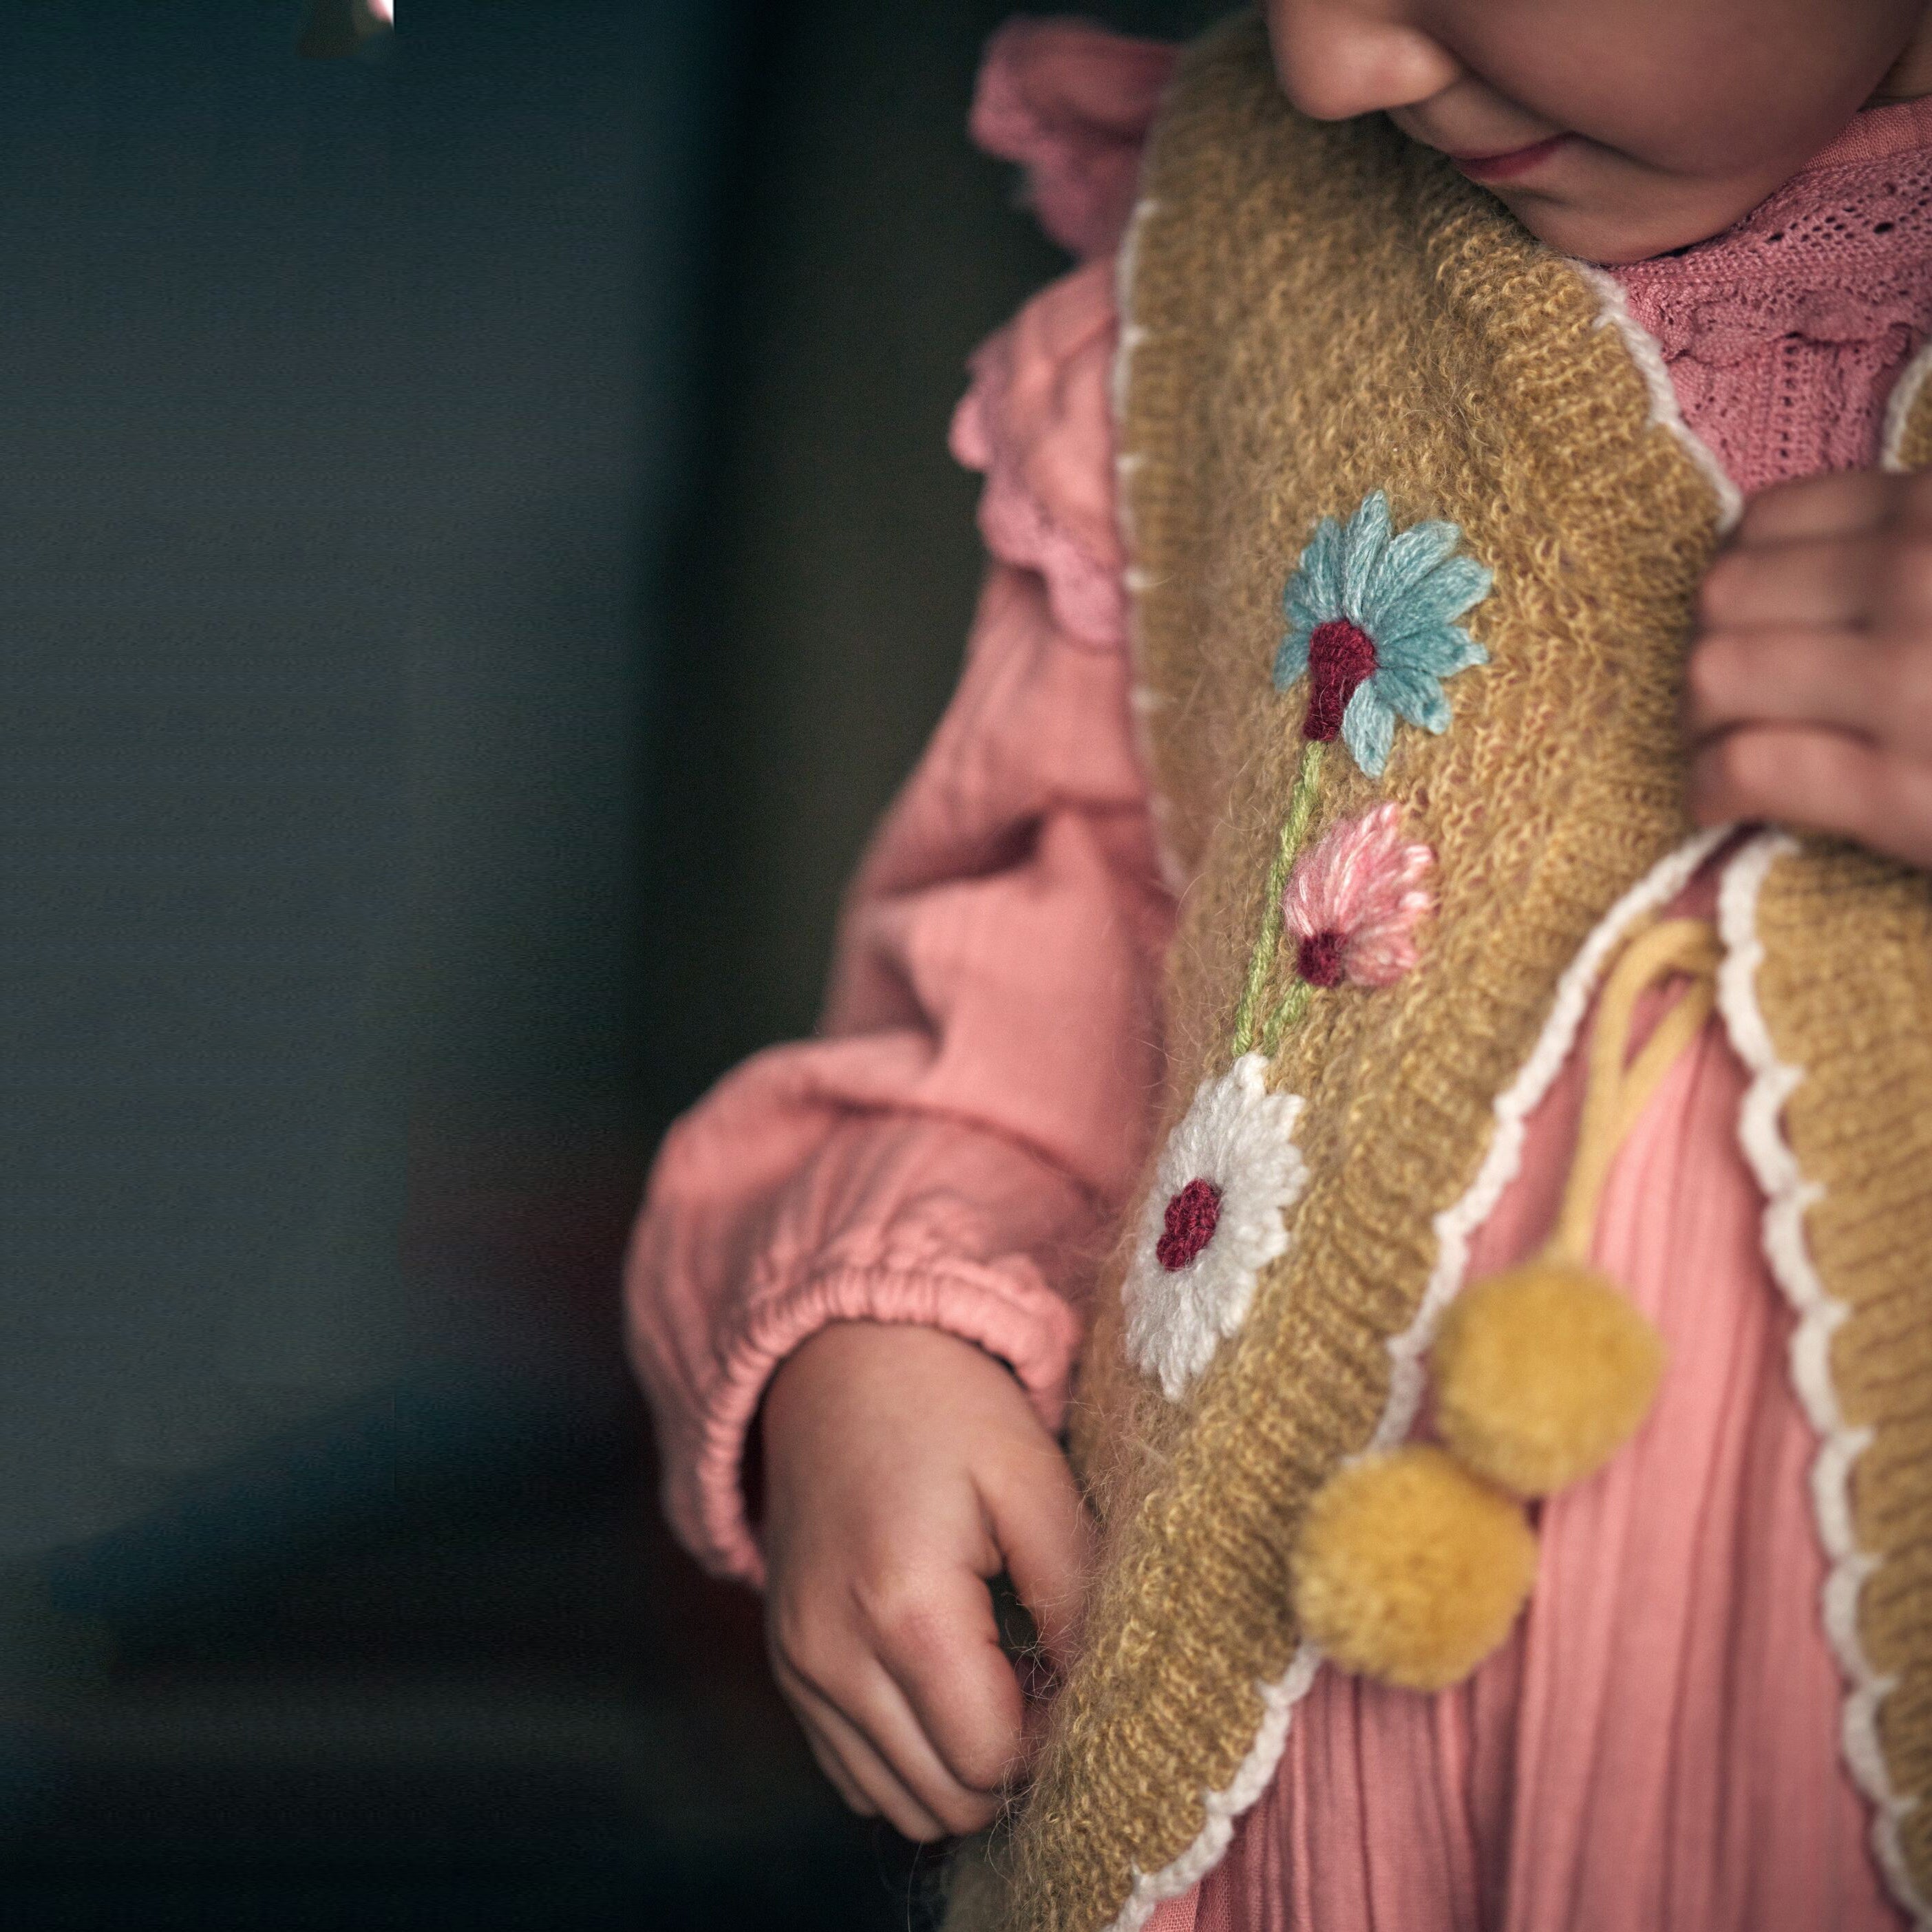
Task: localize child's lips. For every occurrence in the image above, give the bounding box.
[1450,134,1573,183]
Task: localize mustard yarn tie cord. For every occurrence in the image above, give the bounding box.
[1290,916,1721,1691]
[1551,917,1722,1271]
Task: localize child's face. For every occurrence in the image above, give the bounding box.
[1264,0,1932,263]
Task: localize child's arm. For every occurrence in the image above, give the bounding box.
[1686,468,1932,864]
[626,542,1165,1843]
[625,547,1170,1584]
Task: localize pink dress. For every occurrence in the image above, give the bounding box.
[626,23,1932,1928]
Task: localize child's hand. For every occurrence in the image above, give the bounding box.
[1686,470,1932,869]
[758,1320,1092,1843]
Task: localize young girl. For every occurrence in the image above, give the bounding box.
[628,6,1932,1929]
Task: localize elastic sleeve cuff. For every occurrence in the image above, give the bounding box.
[670,1258,1085,1589]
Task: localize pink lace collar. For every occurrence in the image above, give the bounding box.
[1611,94,1932,491]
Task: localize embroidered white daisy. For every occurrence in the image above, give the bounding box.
[1123,1053,1308,1401]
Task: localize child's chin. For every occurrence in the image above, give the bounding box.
[1496,181,1768,268]
[1498,198,1710,266]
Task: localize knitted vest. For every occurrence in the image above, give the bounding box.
[947,18,1932,1932]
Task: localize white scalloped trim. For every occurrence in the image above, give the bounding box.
[1114,195,1193,900]
[1571,264,1744,535]
[1105,1648,1321,1932]
[1111,195,1158,454]
[1715,829,1931,1929]
[1099,829,1730,1930]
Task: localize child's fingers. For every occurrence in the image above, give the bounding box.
[1732,470,1898,546]
[1688,723,1932,869]
[1684,626,1910,746]
[838,1652,1006,1835]
[797,1718,878,1818]
[982,1440,1095,1668]
[869,1564,1027,1799]
[773,1587,1006,1837]
[818,1657,1003,1838]
[768,1595,953,1836]
[774,1653,955,1841]
[808,1698,953,1843]
[1697,532,1887,633]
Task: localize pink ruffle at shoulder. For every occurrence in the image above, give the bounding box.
[967,16,1178,262]
[948,18,1180,650]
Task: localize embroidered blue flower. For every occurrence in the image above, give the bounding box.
[1272,491,1492,778]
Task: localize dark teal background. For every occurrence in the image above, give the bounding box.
[0,3,1217,1924]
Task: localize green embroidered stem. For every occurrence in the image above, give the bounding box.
[1229,739,1326,1057]
[1259,975,1314,1059]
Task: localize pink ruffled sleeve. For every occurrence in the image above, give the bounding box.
[970,17,1179,261]
[624,22,1179,1586]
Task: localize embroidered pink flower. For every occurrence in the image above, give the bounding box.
[1282,803,1434,990]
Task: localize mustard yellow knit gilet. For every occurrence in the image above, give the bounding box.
[947,19,1932,1931]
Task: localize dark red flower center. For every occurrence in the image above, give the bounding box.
[1156,1178,1223,1271]
[1303,618,1378,742]
[1296,929,1346,987]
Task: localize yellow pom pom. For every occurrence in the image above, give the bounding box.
[1291,1446,1537,1691]
[1432,1262,1666,1497]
